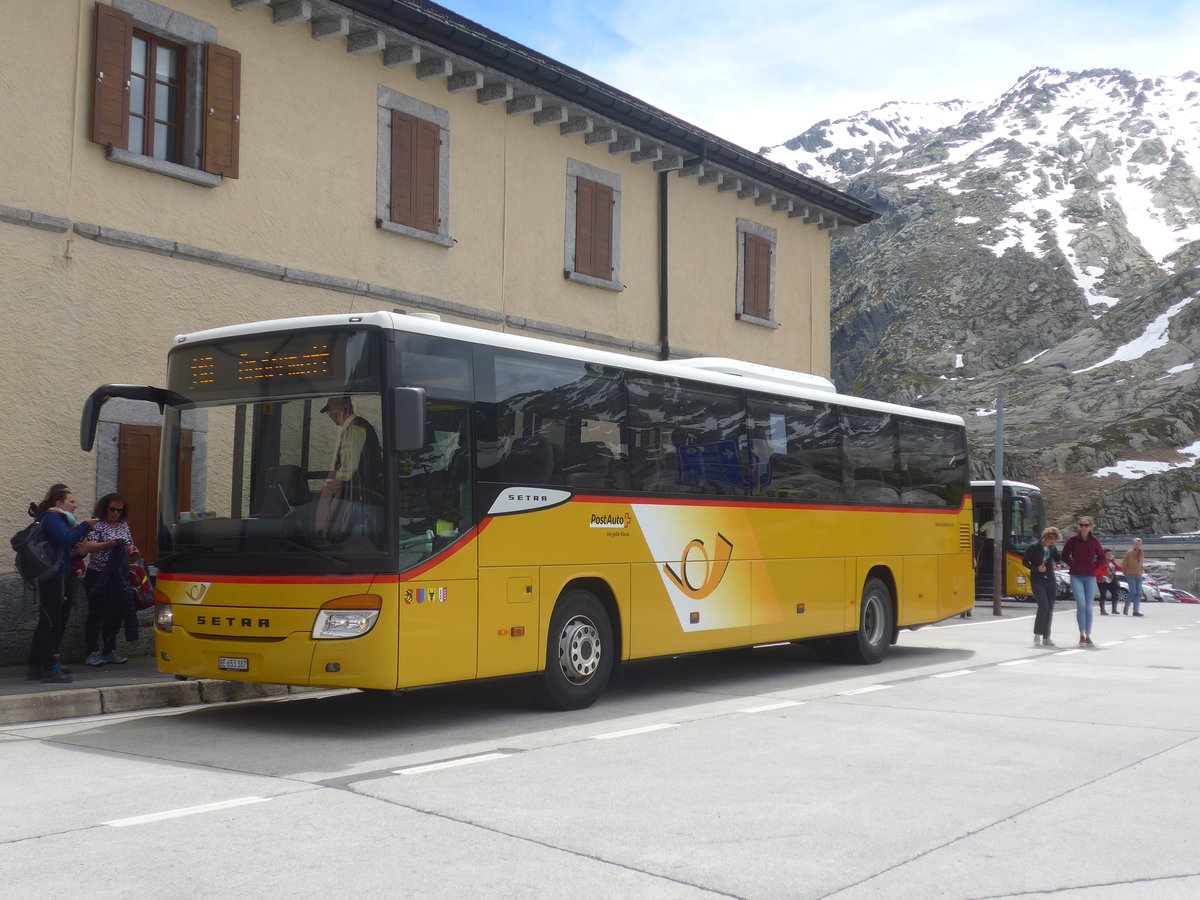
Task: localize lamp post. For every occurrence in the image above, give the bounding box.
[993,384,1005,617]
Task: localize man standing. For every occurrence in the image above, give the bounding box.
[316,396,381,541]
[1121,537,1147,616]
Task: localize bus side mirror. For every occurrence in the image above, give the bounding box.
[392,386,426,451]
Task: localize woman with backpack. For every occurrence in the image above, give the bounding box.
[79,493,140,666]
[26,486,96,683]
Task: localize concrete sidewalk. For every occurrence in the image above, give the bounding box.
[0,655,313,726]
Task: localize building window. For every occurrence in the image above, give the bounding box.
[565,159,622,291]
[90,1,239,185]
[376,87,451,247]
[736,218,778,327]
[129,32,184,164]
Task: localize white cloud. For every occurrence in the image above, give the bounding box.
[456,0,1200,148]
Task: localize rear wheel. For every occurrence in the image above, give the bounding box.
[835,576,894,664]
[534,590,614,710]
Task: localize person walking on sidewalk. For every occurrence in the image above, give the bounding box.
[1121,538,1147,616]
[79,493,140,666]
[1096,549,1120,615]
[1062,516,1105,647]
[1022,526,1062,647]
[26,487,96,683]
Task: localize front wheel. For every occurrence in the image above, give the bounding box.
[534,590,614,710]
[835,576,894,664]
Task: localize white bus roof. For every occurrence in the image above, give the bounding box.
[174,311,965,426]
[970,480,1042,492]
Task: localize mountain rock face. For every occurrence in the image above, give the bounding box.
[767,68,1200,535]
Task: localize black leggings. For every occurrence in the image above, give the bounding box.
[1031,578,1055,638]
[28,574,71,669]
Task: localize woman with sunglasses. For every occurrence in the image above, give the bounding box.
[79,494,140,666]
[1061,516,1106,646]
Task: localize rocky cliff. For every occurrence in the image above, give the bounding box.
[767,68,1200,533]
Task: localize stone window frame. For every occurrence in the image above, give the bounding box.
[376,85,452,248]
[735,217,779,329]
[564,158,623,292]
[101,0,222,188]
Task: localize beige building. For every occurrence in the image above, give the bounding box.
[0,0,874,658]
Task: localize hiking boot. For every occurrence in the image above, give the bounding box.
[102,651,129,664]
[84,651,105,667]
[42,665,73,684]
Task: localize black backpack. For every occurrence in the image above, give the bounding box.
[10,518,62,585]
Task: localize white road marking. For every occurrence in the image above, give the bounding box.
[932,669,975,678]
[999,659,1036,666]
[740,700,804,713]
[839,685,892,696]
[1056,649,1086,655]
[104,796,268,827]
[395,752,511,775]
[591,723,678,740]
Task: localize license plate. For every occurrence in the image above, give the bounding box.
[218,657,249,672]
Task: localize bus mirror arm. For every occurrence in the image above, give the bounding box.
[80,384,186,452]
[392,386,427,452]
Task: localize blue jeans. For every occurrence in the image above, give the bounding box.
[1125,576,1143,612]
[1070,575,1096,634]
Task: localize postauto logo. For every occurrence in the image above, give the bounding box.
[662,533,734,600]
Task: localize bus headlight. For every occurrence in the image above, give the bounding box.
[313,594,382,639]
[155,602,173,632]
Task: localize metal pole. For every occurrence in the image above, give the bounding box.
[993,384,1005,616]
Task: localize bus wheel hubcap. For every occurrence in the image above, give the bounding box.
[558,617,600,683]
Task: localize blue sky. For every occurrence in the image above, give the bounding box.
[443,0,1200,150]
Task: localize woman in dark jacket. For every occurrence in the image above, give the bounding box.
[1022,526,1062,647]
[27,487,95,683]
[1061,516,1106,647]
[79,493,140,666]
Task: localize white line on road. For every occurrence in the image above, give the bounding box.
[104,796,268,828]
[740,700,804,713]
[999,659,1037,666]
[840,685,893,696]
[591,723,678,740]
[1056,649,1086,655]
[931,669,975,678]
[395,752,511,775]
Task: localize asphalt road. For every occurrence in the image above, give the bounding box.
[3,604,1200,899]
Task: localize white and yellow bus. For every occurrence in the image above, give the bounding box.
[81,311,974,708]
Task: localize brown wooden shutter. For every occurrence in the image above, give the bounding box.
[574,177,613,279]
[390,110,440,233]
[202,43,241,177]
[90,3,133,148]
[743,233,771,319]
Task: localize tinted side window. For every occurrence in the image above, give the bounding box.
[475,349,627,490]
[748,396,844,501]
[396,334,473,402]
[897,418,967,508]
[628,376,745,495]
[842,409,900,504]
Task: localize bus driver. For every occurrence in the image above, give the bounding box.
[315,396,382,541]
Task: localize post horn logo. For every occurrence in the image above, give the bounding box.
[662,533,734,600]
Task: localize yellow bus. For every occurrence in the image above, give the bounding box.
[970,480,1047,599]
[81,311,974,708]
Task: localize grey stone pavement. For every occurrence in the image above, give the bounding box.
[0,598,1053,726]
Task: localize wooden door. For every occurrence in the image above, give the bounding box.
[117,424,192,564]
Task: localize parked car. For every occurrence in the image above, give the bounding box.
[1159,586,1200,604]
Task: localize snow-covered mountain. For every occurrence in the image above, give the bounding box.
[767,68,1200,535]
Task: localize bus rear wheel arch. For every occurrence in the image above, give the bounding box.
[534,588,614,710]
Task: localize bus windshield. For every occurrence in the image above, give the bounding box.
[156,328,472,575]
